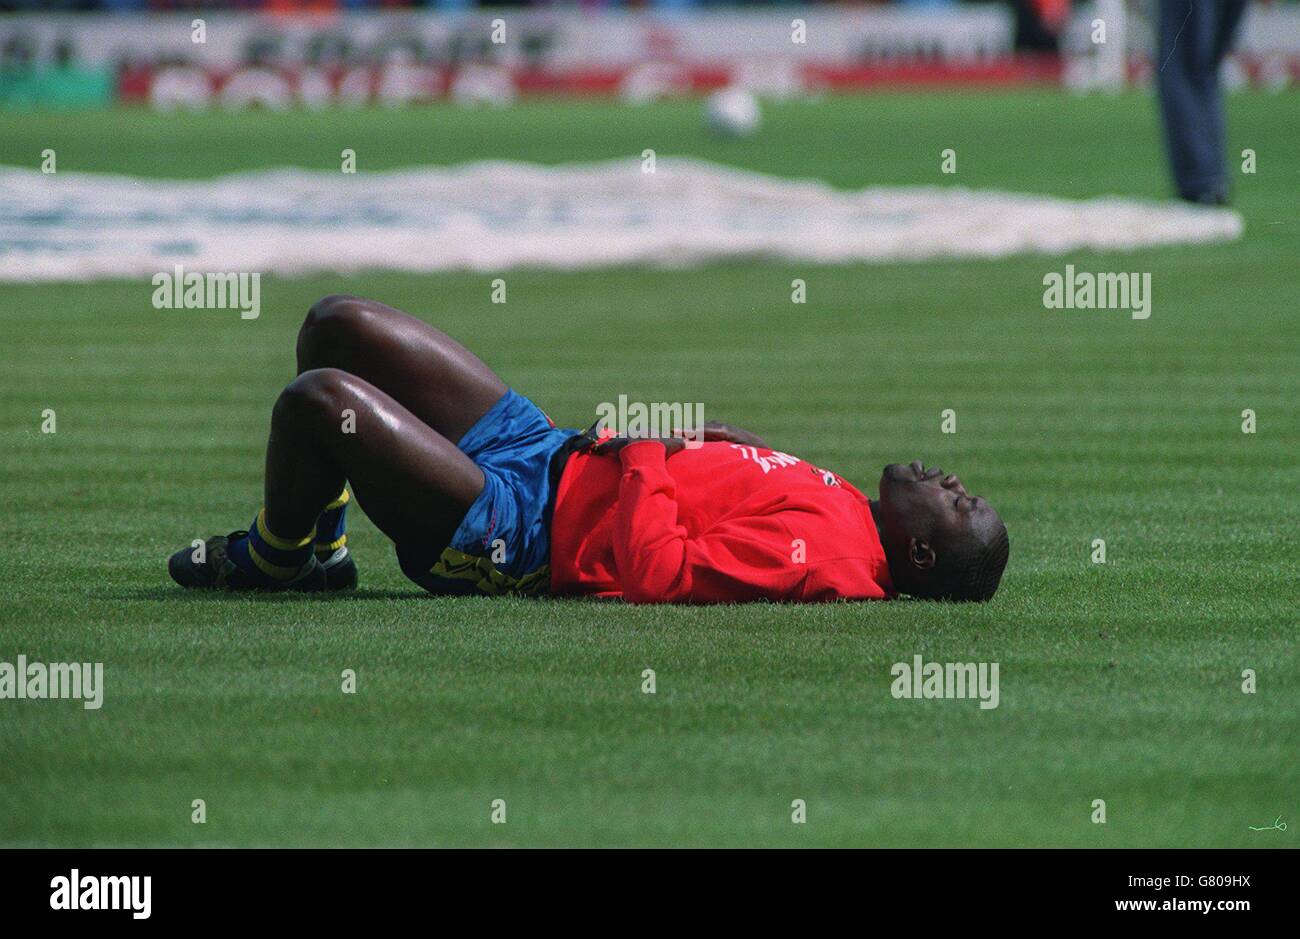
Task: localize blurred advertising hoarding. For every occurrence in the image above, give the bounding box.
[1,5,1296,109]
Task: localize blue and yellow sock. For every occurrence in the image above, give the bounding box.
[227,509,316,584]
[314,489,349,560]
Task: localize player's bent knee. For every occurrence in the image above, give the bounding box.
[298,295,377,367]
[274,368,354,429]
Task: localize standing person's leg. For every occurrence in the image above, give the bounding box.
[1212,1,1250,63]
[1155,0,1242,204]
[1206,0,1250,186]
[1198,0,1249,193]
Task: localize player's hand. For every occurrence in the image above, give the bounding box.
[675,421,767,448]
[590,436,687,457]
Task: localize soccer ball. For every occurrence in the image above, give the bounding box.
[704,88,762,138]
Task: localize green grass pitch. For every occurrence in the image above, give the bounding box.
[0,91,1296,847]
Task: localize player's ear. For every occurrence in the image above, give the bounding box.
[908,538,936,570]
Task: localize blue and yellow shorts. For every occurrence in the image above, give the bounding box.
[397,390,579,597]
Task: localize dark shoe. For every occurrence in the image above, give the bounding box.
[168,531,328,592]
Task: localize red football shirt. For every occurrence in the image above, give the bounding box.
[549,441,895,603]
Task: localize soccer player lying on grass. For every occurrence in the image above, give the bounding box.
[169,295,1010,603]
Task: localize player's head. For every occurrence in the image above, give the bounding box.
[875,461,1009,602]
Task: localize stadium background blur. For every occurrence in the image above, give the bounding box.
[2,1,1297,114]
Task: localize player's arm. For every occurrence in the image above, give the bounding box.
[691,420,767,448]
[594,439,802,603]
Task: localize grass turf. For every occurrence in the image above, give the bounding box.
[0,92,1297,847]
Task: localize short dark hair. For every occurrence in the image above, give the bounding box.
[942,524,1010,602]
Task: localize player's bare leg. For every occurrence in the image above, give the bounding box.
[263,368,484,546]
[295,294,508,444]
[169,368,484,592]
